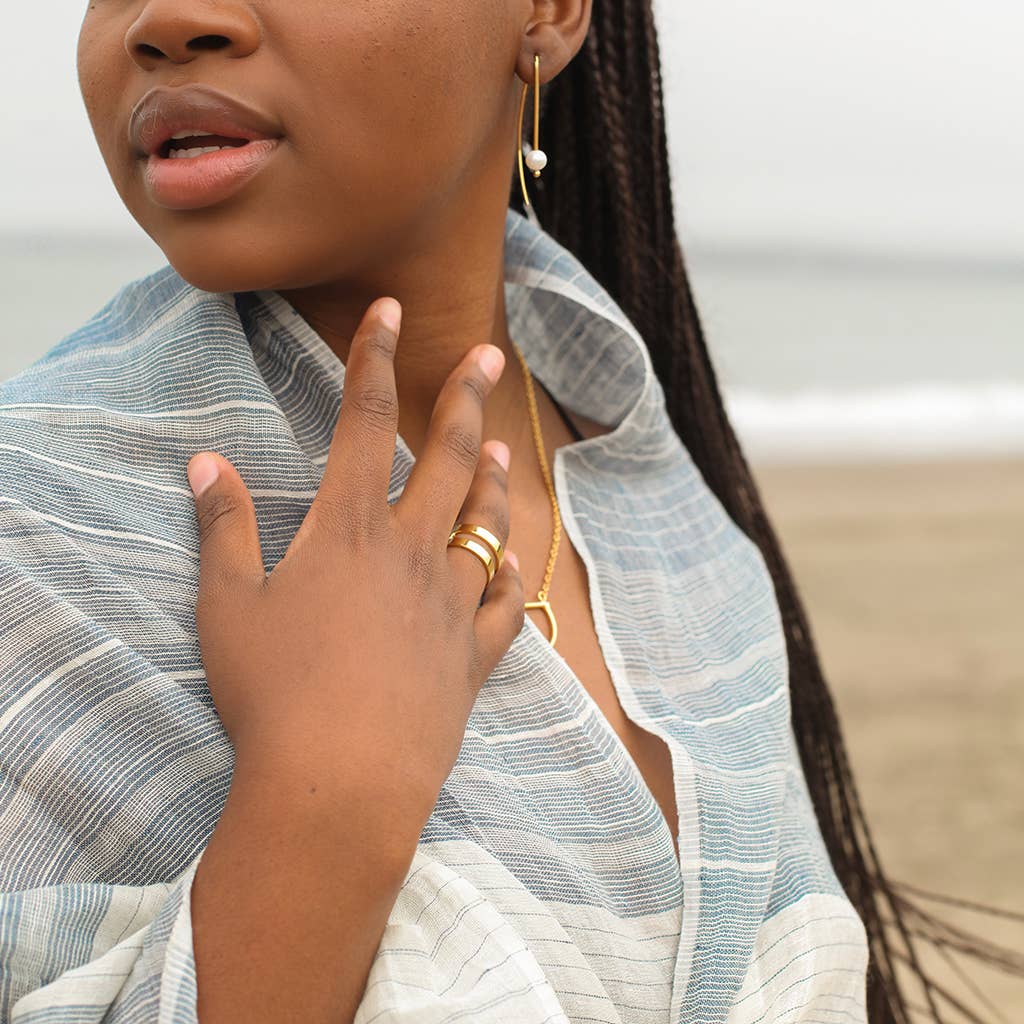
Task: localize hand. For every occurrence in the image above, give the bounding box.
[185,297,524,828]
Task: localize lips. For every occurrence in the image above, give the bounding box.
[128,84,285,210]
[129,83,283,159]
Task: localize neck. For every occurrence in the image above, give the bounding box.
[276,195,532,460]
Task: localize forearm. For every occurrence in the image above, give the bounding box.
[191,753,423,1023]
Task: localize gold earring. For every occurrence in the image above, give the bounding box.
[516,54,547,209]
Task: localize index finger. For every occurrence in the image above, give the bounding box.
[315,298,402,525]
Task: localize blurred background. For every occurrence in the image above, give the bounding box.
[2,0,1021,1018]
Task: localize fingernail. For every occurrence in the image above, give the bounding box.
[505,550,519,571]
[478,345,505,384]
[377,298,401,334]
[187,454,219,498]
[490,441,510,471]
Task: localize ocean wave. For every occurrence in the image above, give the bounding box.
[722,380,1024,460]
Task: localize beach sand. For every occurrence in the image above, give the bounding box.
[750,455,1024,1020]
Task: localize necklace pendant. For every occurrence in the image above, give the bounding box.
[524,597,558,647]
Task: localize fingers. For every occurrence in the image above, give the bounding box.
[313,298,402,531]
[474,550,525,678]
[396,343,505,540]
[187,451,267,618]
[443,439,525,672]
[445,439,511,601]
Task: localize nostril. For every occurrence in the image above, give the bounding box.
[128,35,230,62]
[187,34,231,52]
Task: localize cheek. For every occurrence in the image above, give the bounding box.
[76,21,106,134]
[280,2,509,194]
[77,17,133,189]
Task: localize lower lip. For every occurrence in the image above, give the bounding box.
[142,139,281,210]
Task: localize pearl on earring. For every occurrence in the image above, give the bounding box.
[525,149,548,174]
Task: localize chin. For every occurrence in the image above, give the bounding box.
[149,229,305,295]
[163,252,281,295]
[137,195,383,296]
[125,183,318,294]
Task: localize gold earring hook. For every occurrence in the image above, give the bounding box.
[517,54,547,210]
[532,52,541,166]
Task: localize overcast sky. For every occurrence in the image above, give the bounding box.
[2,1,1021,261]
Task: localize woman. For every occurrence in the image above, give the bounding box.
[1,1,1014,1022]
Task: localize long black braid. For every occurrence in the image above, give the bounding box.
[511,3,1024,1020]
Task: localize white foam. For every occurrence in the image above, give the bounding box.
[723,380,1024,462]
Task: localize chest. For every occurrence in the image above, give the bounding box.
[507,485,681,862]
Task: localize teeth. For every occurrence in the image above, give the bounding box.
[169,146,235,159]
[169,130,215,140]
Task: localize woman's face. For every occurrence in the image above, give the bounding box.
[77,1,531,294]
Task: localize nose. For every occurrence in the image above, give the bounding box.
[124,1,261,68]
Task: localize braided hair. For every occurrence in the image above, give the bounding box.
[511,3,1024,1021]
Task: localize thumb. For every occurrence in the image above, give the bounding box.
[187,452,266,599]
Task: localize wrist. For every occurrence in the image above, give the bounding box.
[227,741,432,864]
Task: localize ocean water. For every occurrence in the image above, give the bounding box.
[2,233,1021,464]
[687,252,1024,463]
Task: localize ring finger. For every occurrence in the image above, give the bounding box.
[446,439,512,609]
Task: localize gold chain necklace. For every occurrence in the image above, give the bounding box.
[508,339,562,648]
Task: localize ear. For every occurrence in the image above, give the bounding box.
[516,0,593,84]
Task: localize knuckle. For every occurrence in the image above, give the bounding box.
[474,500,509,542]
[196,492,237,543]
[486,461,509,488]
[348,384,398,426]
[360,323,397,361]
[458,370,489,405]
[440,420,480,470]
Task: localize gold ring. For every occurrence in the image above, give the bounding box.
[446,533,497,585]
[448,522,504,566]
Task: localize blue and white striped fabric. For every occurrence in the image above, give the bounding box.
[0,207,869,1023]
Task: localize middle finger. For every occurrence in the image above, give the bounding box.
[396,343,505,538]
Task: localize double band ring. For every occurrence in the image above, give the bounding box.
[447,522,504,585]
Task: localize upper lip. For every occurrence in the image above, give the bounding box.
[128,83,283,158]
